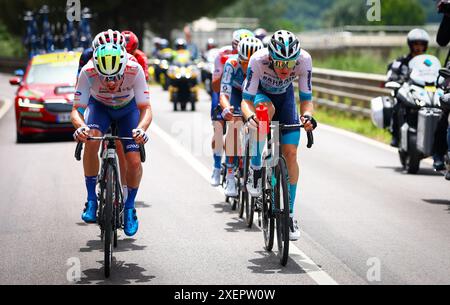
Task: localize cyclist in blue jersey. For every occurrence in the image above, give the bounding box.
[210,29,254,187]
[220,37,264,197]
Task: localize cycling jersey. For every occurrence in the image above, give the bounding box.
[74,59,150,109]
[221,55,246,95]
[220,55,246,112]
[242,48,312,102]
[133,49,149,81]
[212,45,236,83]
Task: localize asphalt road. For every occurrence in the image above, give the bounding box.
[1,73,450,285]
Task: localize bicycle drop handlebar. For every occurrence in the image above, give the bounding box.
[75,136,146,163]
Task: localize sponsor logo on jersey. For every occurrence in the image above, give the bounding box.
[245,68,253,91]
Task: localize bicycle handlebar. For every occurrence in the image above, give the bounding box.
[276,123,314,149]
[75,136,146,163]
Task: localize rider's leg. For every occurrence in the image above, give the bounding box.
[249,100,275,170]
[83,129,102,201]
[81,100,111,223]
[124,152,142,209]
[211,120,225,186]
[281,140,300,216]
[116,100,142,236]
[211,91,223,170]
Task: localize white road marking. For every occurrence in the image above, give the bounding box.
[0,99,12,120]
[151,122,339,285]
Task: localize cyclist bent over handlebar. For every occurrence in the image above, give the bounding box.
[240,30,317,241]
[71,37,152,237]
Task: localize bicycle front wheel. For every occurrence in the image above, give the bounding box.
[274,156,290,266]
[262,166,274,251]
[104,163,115,278]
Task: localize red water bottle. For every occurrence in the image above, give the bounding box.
[256,104,269,136]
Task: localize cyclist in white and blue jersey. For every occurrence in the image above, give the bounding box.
[241,30,317,241]
[219,37,264,197]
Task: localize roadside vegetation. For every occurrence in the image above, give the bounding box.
[0,22,25,58]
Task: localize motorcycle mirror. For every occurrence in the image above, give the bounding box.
[385,81,401,90]
[439,68,450,80]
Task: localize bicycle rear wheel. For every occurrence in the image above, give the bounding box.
[262,166,275,251]
[104,163,115,278]
[274,157,290,266]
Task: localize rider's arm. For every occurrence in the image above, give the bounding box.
[212,53,224,93]
[134,65,153,131]
[297,55,316,131]
[219,61,235,109]
[71,69,90,129]
[241,57,261,121]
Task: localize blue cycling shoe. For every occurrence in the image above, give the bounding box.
[82,201,98,223]
[124,208,139,237]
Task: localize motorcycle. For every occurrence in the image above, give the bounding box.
[371,54,444,174]
[151,48,174,90]
[167,61,200,112]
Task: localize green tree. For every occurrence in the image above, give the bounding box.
[322,0,425,27]
[0,0,236,40]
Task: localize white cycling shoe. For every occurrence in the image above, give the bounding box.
[247,167,262,198]
[289,217,301,241]
[224,176,238,197]
[211,168,221,187]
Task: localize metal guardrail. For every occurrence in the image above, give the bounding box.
[310,68,389,118]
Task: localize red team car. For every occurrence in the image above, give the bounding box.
[9,52,80,142]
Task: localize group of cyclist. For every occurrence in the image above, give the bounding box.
[208,28,317,241]
[70,27,318,242]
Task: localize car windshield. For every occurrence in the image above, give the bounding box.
[26,62,78,85]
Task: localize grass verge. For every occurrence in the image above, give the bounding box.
[314,105,391,144]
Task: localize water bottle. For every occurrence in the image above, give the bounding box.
[256,104,269,135]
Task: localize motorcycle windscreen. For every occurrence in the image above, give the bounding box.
[409,55,441,86]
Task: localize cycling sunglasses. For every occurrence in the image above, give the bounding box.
[273,59,297,69]
[238,56,249,66]
[100,74,124,83]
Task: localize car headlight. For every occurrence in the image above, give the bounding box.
[18,98,44,109]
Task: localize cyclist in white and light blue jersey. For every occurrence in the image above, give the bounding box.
[241,30,317,241]
[219,37,264,197]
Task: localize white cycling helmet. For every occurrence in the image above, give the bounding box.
[238,37,264,61]
[407,28,430,51]
[268,30,301,61]
[92,29,127,50]
[232,29,254,50]
[93,43,128,80]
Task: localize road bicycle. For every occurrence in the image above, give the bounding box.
[242,122,313,266]
[75,129,145,278]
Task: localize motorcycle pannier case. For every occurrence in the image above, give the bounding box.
[417,108,442,156]
[371,96,393,129]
